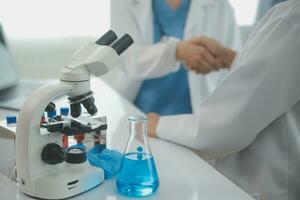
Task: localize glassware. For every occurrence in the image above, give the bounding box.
[116,116,159,197]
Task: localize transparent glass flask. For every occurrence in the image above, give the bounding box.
[116,116,159,197]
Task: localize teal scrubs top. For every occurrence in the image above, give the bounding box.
[134,0,192,116]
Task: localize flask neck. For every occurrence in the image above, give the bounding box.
[129,120,147,138]
[125,116,152,155]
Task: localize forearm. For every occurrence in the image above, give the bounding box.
[122,37,181,79]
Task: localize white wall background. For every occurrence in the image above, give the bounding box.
[0,0,110,79]
[0,0,258,80]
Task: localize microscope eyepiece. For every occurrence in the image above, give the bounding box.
[111,34,134,55]
[95,30,118,46]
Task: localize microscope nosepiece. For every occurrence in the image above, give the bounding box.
[45,102,56,112]
[69,91,98,118]
[81,96,98,116]
[70,103,82,118]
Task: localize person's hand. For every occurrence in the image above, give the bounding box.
[147,113,160,138]
[191,37,237,69]
[176,39,223,74]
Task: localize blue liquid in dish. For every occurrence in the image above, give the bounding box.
[116,153,159,197]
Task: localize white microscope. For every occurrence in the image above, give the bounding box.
[15,30,133,199]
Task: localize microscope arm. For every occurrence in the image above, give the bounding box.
[16,82,73,181]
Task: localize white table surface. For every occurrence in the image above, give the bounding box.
[0,78,255,200]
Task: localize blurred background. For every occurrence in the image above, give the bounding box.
[0,0,284,82]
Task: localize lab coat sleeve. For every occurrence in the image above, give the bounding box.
[219,0,242,51]
[111,0,181,80]
[157,15,300,159]
[122,37,182,79]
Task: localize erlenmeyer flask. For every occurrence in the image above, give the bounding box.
[116,116,159,197]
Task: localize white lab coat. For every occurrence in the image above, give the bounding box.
[110,0,242,111]
[157,0,300,199]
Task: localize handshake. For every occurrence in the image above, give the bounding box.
[176,37,237,74]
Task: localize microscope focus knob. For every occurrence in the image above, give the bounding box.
[41,143,65,165]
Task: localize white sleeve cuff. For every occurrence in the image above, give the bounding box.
[161,36,181,72]
[156,114,199,146]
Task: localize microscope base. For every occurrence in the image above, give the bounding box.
[20,164,104,200]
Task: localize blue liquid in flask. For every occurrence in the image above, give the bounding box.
[116,152,159,197]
